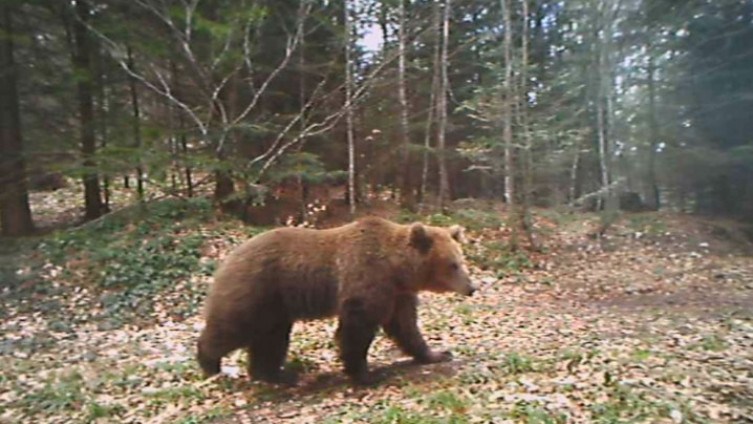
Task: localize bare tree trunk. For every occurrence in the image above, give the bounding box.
[0,3,34,236]
[397,0,415,210]
[436,0,451,210]
[569,139,581,202]
[73,0,104,220]
[126,46,145,202]
[646,46,660,211]
[378,2,389,47]
[213,120,235,205]
[501,0,514,207]
[212,137,235,205]
[179,121,193,197]
[419,0,442,206]
[596,97,609,207]
[377,1,395,202]
[345,0,356,215]
[169,61,193,198]
[165,76,178,194]
[595,2,610,211]
[298,18,308,222]
[595,0,620,236]
[96,44,110,211]
[519,0,537,249]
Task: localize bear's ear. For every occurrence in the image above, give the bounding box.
[448,225,467,244]
[409,223,433,254]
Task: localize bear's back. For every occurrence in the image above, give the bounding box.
[207,217,408,322]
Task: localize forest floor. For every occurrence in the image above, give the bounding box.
[1,188,752,423]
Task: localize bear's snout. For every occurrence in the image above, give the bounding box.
[449,276,475,296]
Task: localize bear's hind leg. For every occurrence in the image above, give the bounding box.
[248,321,296,385]
[336,298,379,385]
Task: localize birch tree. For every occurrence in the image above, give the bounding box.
[344,0,356,214]
[397,0,414,209]
[501,0,514,207]
[436,0,451,209]
[420,0,442,206]
[594,0,621,233]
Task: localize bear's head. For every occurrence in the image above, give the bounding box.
[409,223,475,296]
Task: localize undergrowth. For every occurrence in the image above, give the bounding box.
[397,209,504,232]
[396,208,533,274]
[1,198,235,323]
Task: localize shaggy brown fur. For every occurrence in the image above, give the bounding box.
[196,216,474,386]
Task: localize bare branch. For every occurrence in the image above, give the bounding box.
[86,23,209,138]
[230,2,312,130]
[210,25,235,73]
[242,17,257,91]
[210,66,242,125]
[256,108,344,181]
[248,78,328,169]
[252,44,401,181]
[569,177,626,207]
[132,0,212,97]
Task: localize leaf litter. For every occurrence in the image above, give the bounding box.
[0,209,752,423]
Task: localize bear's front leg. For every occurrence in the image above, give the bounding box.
[383,294,453,364]
[336,298,380,386]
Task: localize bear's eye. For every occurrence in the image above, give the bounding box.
[450,262,459,271]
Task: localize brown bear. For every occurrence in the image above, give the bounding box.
[196,216,475,386]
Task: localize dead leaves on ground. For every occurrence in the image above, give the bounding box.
[1,211,752,423]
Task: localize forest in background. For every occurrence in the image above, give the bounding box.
[2,0,752,238]
[2,2,753,423]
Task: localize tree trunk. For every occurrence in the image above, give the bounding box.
[397,0,415,210]
[501,0,514,207]
[73,0,104,220]
[378,2,389,47]
[646,47,660,210]
[298,16,308,222]
[0,4,34,236]
[179,121,193,197]
[569,139,581,202]
[170,61,193,198]
[419,0,442,206]
[213,133,235,205]
[95,45,110,211]
[165,81,178,194]
[126,46,145,202]
[213,169,235,203]
[595,2,610,210]
[596,97,609,208]
[595,0,619,236]
[212,83,237,207]
[518,0,537,249]
[436,0,451,210]
[345,0,356,215]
